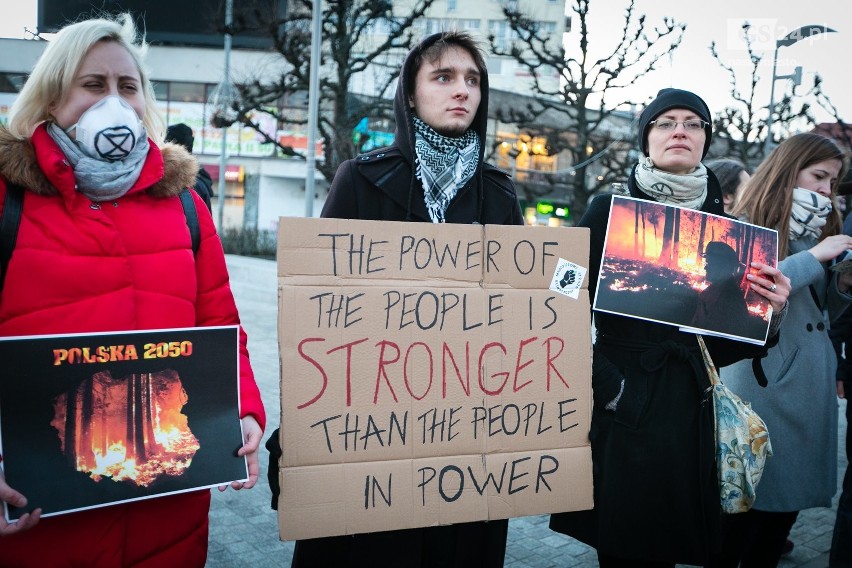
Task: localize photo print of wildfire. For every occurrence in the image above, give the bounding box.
[50,369,200,487]
[594,196,778,343]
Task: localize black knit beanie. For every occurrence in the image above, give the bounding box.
[638,88,712,158]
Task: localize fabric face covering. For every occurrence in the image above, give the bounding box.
[789,187,832,241]
[66,96,144,162]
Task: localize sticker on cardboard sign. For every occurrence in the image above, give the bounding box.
[550,258,586,299]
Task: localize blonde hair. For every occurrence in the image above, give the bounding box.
[8,13,164,143]
[732,132,849,258]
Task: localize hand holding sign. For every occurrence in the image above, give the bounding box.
[0,471,40,535]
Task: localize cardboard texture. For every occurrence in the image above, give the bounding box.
[277,218,593,540]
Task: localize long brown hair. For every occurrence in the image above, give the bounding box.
[732,133,849,258]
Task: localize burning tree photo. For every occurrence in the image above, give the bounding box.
[50,370,200,488]
[594,196,778,343]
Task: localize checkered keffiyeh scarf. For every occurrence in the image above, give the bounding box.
[412,116,480,223]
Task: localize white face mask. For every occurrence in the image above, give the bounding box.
[66,96,144,162]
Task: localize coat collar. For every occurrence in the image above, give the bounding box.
[0,123,198,198]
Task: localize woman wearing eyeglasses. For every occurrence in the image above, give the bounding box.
[549,88,791,567]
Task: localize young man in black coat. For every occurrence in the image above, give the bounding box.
[266,31,523,567]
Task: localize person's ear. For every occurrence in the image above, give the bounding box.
[723,193,734,207]
[408,95,415,109]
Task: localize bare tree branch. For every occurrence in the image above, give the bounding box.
[490,0,684,220]
[220,0,436,181]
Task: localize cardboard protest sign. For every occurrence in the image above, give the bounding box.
[0,326,247,521]
[277,218,593,540]
[594,196,779,345]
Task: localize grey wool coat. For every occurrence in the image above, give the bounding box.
[721,235,851,512]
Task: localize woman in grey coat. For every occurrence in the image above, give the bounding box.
[720,132,851,567]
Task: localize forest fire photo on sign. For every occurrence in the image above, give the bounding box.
[594,195,779,344]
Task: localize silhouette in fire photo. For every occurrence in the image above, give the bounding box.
[50,370,200,488]
[689,241,750,337]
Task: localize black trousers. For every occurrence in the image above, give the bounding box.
[830,392,852,568]
[715,509,799,568]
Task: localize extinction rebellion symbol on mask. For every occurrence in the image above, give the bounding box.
[94,126,137,161]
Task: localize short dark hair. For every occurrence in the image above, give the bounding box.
[166,123,194,153]
[706,158,748,198]
[407,31,487,95]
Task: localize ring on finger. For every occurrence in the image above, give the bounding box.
[769,284,777,292]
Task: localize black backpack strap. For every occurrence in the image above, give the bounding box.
[0,182,24,292]
[178,188,200,256]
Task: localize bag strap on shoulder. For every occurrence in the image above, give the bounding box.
[0,183,24,292]
[178,188,200,256]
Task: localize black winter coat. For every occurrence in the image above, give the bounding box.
[549,166,774,565]
[321,146,522,224]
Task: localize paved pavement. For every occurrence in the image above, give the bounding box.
[208,254,847,568]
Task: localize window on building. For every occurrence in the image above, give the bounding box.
[447,0,457,11]
[421,18,445,35]
[368,17,403,35]
[0,73,27,93]
[536,21,557,34]
[170,82,206,103]
[152,81,169,101]
[488,20,518,50]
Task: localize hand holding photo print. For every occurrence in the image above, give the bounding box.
[593,196,778,345]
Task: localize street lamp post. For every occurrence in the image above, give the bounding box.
[304,0,322,217]
[763,25,837,156]
[217,0,233,231]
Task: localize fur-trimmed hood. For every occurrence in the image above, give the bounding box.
[0,124,198,198]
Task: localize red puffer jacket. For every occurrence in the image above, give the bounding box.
[0,124,265,567]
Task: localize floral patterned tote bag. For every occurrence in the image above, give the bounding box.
[697,335,773,514]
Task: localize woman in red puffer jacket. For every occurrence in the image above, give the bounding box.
[0,13,264,568]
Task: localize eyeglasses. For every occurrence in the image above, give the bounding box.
[650,119,708,132]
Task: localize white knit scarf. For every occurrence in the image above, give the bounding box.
[634,156,708,210]
[789,187,832,241]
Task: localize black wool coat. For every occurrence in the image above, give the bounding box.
[321,146,522,225]
[549,166,774,565]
